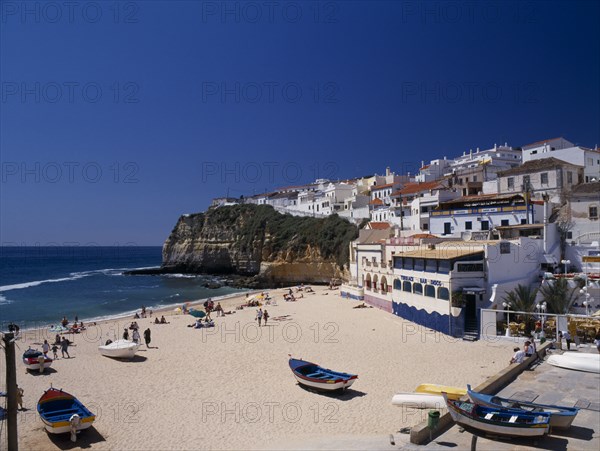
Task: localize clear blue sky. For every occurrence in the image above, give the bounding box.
[1,0,599,245]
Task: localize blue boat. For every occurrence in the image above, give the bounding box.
[443,393,551,438]
[289,357,357,392]
[37,388,95,435]
[466,385,579,429]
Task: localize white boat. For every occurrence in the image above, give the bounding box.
[392,393,447,409]
[547,353,600,374]
[23,349,53,372]
[98,340,141,359]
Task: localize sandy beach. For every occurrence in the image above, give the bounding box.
[3,286,515,450]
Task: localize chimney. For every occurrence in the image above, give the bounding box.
[386,167,390,176]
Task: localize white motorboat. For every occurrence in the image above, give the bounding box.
[98,339,141,359]
[547,352,600,374]
[392,393,447,409]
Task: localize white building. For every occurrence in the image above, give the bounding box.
[497,157,584,204]
[522,145,600,184]
[415,157,452,182]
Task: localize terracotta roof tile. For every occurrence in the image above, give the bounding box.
[367,222,391,230]
[369,198,384,205]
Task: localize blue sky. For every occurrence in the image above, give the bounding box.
[1,0,599,245]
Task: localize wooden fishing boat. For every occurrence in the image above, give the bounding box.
[37,388,95,435]
[466,385,578,429]
[415,383,466,401]
[98,339,141,359]
[392,393,446,409]
[289,357,357,392]
[547,353,600,374]
[443,393,550,438]
[22,348,53,372]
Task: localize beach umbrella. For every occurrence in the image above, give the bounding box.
[189,310,206,318]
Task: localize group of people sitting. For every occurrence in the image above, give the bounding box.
[187,317,215,329]
[154,315,169,324]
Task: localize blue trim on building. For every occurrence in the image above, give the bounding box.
[391,300,464,338]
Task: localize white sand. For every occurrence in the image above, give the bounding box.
[2,286,514,450]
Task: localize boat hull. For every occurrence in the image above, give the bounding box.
[444,395,550,438]
[37,388,95,435]
[415,384,466,401]
[467,387,578,429]
[547,354,600,374]
[392,393,446,409]
[23,358,53,371]
[98,340,141,359]
[289,358,357,392]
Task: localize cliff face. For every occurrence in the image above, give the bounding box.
[161,205,358,285]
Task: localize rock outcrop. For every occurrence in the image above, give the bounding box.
[155,204,358,286]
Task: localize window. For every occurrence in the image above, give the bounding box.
[481,220,489,231]
[425,259,437,272]
[403,258,414,270]
[500,242,511,254]
[393,279,401,290]
[413,283,423,295]
[541,172,549,184]
[501,219,509,226]
[402,281,411,292]
[422,223,429,230]
[567,171,573,184]
[590,206,599,220]
[438,260,451,274]
[465,221,472,230]
[444,222,452,235]
[521,219,527,225]
[507,177,514,189]
[437,287,450,300]
[414,259,425,271]
[567,231,573,239]
[424,285,436,298]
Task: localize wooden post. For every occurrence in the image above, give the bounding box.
[3,332,19,451]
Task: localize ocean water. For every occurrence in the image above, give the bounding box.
[0,246,243,329]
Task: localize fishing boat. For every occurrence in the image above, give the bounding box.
[289,357,357,392]
[415,383,466,401]
[466,385,579,429]
[547,353,600,374]
[392,393,446,409]
[37,388,96,435]
[443,393,551,438]
[98,339,141,359]
[22,348,53,372]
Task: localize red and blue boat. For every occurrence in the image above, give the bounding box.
[37,388,96,435]
[289,357,357,392]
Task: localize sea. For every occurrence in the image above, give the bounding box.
[0,246,244,330]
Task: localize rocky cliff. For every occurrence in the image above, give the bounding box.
[158,204,358,286]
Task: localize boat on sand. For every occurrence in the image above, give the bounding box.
[546,353,600,374]
[443,393,551,438]
[466,385,579,429]
[289,357,357,392]
[98,339,141,359]
[38,387,95,435]
[415,383,466,401]
[23,348,53,372]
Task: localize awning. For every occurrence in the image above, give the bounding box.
[542,254,558,265]
[462,287,486,294]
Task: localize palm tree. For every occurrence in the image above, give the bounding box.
[539,278,578,314]
[502,285,539,334]
[502,284,538,313]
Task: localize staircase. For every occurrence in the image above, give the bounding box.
[463,318,479,341]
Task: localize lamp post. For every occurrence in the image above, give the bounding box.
[503,301,512,336]
[580,286,593,316]
[561,259,571,275]
[536,302,547,337]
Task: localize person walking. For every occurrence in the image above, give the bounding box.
[256,308,263,327]
[42,339,50,357]
[132,329,140,344]
[144,328,151,348]
[123,328,129,340]
[61,337,71,359]
[52,343,59,359]
[263,309,269,326]
[16,385,24,410]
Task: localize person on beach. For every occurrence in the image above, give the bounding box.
[61,337,71,359]
[510,346,525,364]
[54,334,61,345]
[524,340,536,357]
[563,330,572,350]
[42,340,50,357]
[160,316,169,324]
[256,308,263,326]
[123,328,129,340]
[594,331,600,353]
[16,385,24,410]
[215,302,223,317]
[144,328,151,348]
[155,317,160,324]
[61,316,69,327]
[132,329,140,344]
[263,309,269,326]
[52,344,58,359]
